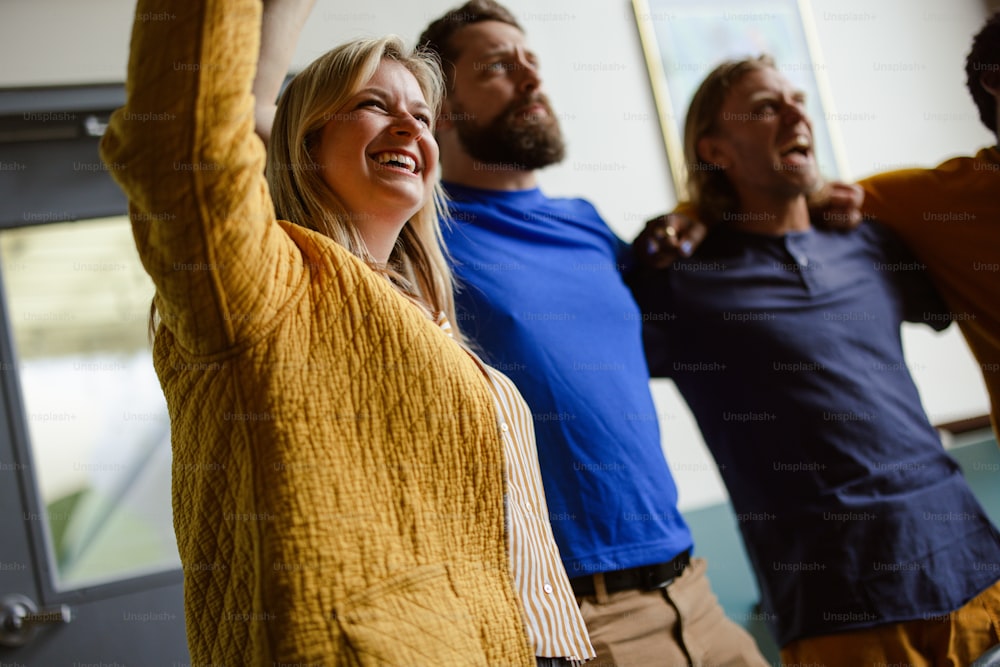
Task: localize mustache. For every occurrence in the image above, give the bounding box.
[504,93,555,118]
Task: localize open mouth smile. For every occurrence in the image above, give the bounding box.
[777,134,813,170]
[371,151,419,173]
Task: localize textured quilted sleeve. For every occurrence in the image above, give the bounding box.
[100,0,305,355]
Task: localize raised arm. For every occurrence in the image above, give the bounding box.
[100,0,309,355]
[253,0,317,145]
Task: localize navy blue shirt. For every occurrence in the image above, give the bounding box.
[632,221,1000,645]
[442,183,693,577]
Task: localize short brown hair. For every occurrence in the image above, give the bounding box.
[418,0,522,87]
[683,55,776,225]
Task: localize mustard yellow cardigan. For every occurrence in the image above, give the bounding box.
[100,0,533,664]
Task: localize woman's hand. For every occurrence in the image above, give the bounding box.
[634,212,707,270]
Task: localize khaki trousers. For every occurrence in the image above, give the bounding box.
[577,557,771,666]
[781,578,1000,667]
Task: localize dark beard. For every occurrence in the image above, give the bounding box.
[453,94,566,170]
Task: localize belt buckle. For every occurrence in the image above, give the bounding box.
[643,553,687,590]
[643,570,676,590]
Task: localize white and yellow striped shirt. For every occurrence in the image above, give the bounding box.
[439,316,595,662]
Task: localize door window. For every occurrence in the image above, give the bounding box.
[0,216,178,591]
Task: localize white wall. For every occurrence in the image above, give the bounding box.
[2,0,993,509]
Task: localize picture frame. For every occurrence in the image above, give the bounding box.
[633,0,850,197]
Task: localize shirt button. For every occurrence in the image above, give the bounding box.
[500,423,509,433]
[798,256,809,267]
[543,584,553,594]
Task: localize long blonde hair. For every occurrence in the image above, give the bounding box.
[266,36,459,325]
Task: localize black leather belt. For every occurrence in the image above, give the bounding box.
[536,658,575,667]
[569,550,690,597]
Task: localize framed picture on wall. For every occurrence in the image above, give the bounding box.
[633,0,849,197]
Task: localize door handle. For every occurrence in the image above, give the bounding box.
[0,593,72,648]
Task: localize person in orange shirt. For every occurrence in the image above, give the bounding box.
[855,13,1000,439]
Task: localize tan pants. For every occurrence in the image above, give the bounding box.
[577,557,771,666]
[781,578,1000,667]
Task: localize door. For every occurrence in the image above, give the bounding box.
[0,89,189,665]
[0,216,189,665]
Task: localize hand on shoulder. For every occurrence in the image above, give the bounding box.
[634,212,707,270]
[807,180,864,230]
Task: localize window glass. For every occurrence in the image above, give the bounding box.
[0,216,178,590]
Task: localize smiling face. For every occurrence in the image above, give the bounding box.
[315,59,439,259]
[441,20,564,169]
[697,66,820,209]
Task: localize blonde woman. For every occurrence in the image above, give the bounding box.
[102,0,592,665]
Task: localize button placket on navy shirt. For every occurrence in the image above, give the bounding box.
[783,232,819,294]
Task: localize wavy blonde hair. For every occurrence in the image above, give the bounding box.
[266,36,459,325]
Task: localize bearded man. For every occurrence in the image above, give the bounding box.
[631,54,1000,665]
[418,3,770,665]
